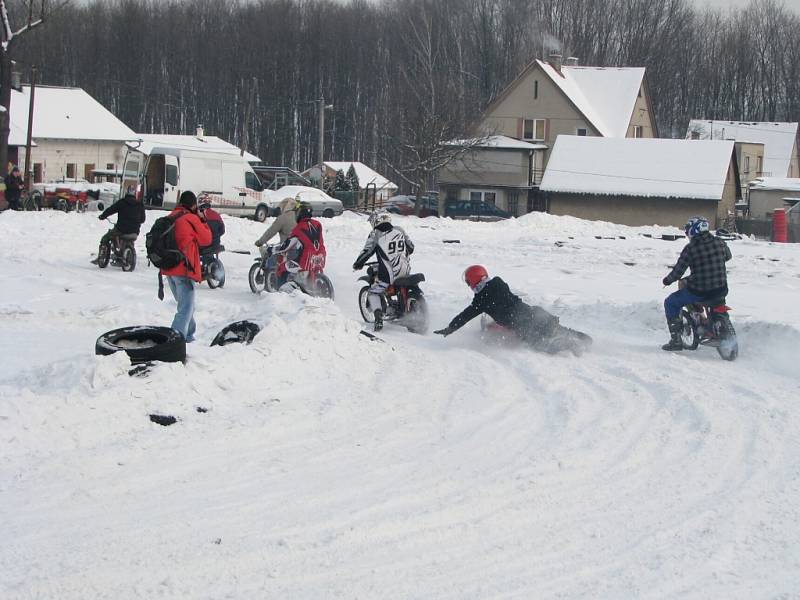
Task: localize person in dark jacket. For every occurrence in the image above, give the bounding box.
[4,166,24,210]
[97,186,146,243]
[661,216,732,351]
[434,265,592,355]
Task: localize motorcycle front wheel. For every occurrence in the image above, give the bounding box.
[358,285,374,323]
[679,309,699,350]
[97,242,111,268]
[248,262,266,294]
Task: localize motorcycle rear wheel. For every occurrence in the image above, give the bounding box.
[679,309,699,350]
[313,274,335,300]
[121,245,136,272]
[206,259,225,289]
[405,295,429,334]
[714,314,738,361]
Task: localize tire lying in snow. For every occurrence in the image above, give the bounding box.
[95,326,186,364]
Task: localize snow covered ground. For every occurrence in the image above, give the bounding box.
[1,209,799,599]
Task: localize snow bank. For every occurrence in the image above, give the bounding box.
[1,208,799,599]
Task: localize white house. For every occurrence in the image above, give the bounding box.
[686,120,799,178]
[9,85,135,183]
[317,161,398,200]
[540,136,740,227]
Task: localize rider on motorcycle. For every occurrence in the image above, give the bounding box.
[94,185,146,261]
[661,216,732,351]
[352,211,415,331]
[254,195,297,269]
[434,265,591,354]
[272,201,326,289]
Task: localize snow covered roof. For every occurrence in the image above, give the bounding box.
[748,177,800,192]
[127,134,261,163]
[686,121,798,177]
[323,161,397,190]
[535,60,645,138]
[9,86,134,142]
[540,136,735,200]
[444,135,548,150]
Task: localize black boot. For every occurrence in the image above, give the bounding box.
[661,317,684,351]
[373,309,384,332]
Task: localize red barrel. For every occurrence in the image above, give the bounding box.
[773,208,788,243]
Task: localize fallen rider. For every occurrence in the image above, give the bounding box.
[434,265,592,355]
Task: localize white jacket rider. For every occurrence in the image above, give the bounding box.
[352,211,415,323]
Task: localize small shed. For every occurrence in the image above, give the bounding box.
[747,177,800,219]
[539,136,740,227]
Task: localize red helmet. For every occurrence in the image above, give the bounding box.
[463,265,488,289]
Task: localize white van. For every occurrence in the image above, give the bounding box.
[121,139,275,221]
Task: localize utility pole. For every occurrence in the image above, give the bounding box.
[240,77,257,158]
[318,96,332,189]
[23,66,36,189]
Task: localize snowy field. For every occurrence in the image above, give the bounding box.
[1,209,799,599]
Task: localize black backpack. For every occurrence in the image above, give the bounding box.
[146,214,190,300]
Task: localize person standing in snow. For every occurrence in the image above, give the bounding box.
[3,166,24,211]
[661,216,732,351]
[160,191,212,342]
[434,265,592,355]
[352,211,415,331]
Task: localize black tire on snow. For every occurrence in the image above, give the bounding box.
[121,246,136,272]
[95,326,186,364]
[679,310,699,350]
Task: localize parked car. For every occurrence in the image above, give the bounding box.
[267,185,344,218]
[383,194,439,217]
[444,199,512,221]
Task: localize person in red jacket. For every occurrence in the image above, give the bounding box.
[161,191,212,342]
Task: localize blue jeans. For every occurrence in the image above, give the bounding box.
[167,275,196,342]
[664,288,703,320]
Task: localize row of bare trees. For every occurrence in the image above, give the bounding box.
[6,0,800,190]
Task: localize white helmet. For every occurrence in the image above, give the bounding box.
[369,211,392,228]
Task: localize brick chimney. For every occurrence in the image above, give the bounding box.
[548,52,562,74]
[196,124,204,139]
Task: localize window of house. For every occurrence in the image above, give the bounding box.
[756,156,763,175]
[534,80,538,100]
[106,163,115,182]
[523,118,545,141]
[469,190,495,205]
[744,156,750,174]
[632,125,643,138]
[66,163,76,179]
[576,128,587,136]
[690,131,700,140]
[507,192,519,216]
[33,163,42,183]
[84,163,95,181]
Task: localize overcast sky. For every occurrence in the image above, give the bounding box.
[691,0,800,11]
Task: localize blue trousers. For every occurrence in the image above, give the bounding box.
[167,275,196,342]
[664,288,703,320]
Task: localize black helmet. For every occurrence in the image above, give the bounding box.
[296,201,313,221]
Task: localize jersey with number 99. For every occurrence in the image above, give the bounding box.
[355,225,415,284]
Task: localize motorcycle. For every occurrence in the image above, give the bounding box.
[249,244,334,299]
[478,314,592,355]
[96,227,137,272]
[200,244,226,289]
[357,261,429,334]
[675,280,738,361]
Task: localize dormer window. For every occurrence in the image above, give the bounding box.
[534,80,538,100]
[576,128,587,136]
[633,125,643,138]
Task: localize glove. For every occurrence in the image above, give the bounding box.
[662,276,671,287]
[352,262,361,271]
[255,240,263,247]
[434,326,455,337]
[98,215,105,221]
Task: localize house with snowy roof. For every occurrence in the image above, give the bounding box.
[686,121,799,183]
[312,161,398,201]
[439,53,658,216]
[539,136,740,228]
[747,177,800,219]
[8,85,135,183]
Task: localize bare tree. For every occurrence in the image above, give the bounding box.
[0,0,56,173]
